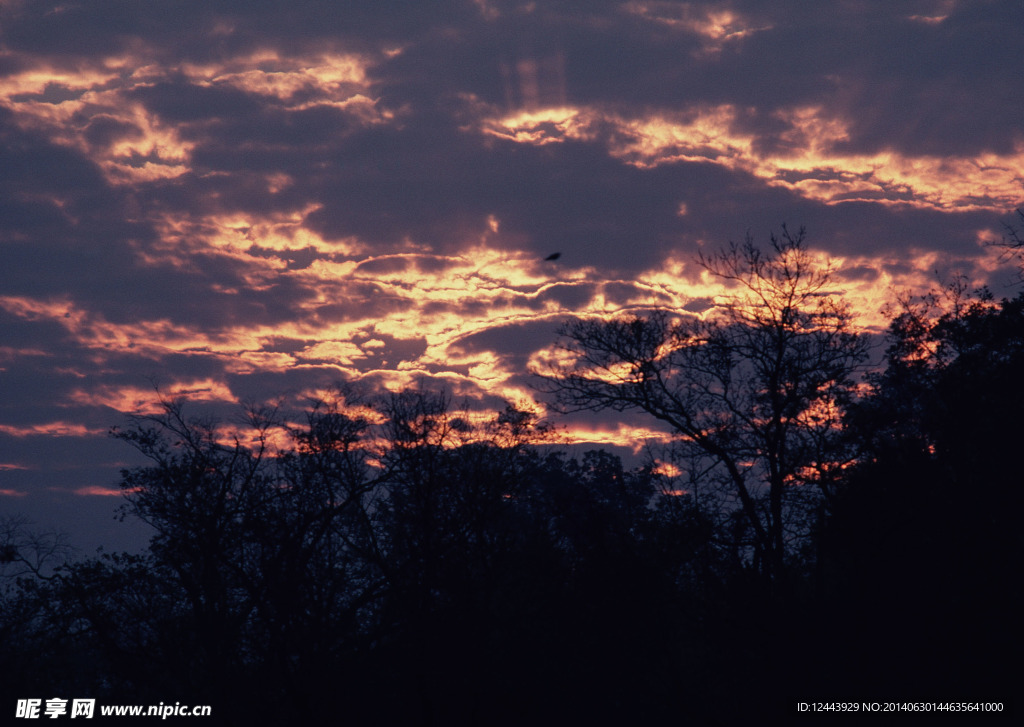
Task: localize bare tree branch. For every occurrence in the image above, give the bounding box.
[535,228,869,581]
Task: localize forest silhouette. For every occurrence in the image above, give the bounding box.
[2,232,1020,725]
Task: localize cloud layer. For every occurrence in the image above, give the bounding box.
[1,0,1021,549]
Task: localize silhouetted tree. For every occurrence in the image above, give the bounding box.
[822,284,1024,698]
[2,382,816,724]
[538,228,868,582]
[0,516,72,582]
[76,393,386,720]
[0,518,79,705]
[996,208,1024,282]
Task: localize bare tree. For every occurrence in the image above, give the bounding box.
[0,516,73,583]
[536,227,868,581]
[996,208,1024,283]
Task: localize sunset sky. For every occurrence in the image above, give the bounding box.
[2,0,1022,551]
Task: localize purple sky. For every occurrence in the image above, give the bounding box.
[1,0,1022,552]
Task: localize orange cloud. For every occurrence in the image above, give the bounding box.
[0,64,119,98]
[624,2,765,39]
[0,422,106,438]
[562,423,675,454]
[651,460,682,478]
[68,380,237,414]
[0,67,195,184]
[0,49,382,188]
[482,103,1024,214]
[2,213,997,427]
[181,51,370,99]
[72,485,129,497]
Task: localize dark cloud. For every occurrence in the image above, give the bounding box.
[837,265,882,283]
[535,282,601,311]
[82,114,144,148]
[310,281,412,323]
[683,296,715,313]
[450,318,566,367]
[128,80,266,124]
[246,244,321,270]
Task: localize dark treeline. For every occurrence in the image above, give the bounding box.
[2,235,1021,725]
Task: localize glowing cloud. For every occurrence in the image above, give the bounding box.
[482,104,1024,213]
[0,422,107,438]
[561,423,676,454]
[623,1,770,48]
[189,52,370,100]
[72,485,126,497]
[68,380,237,414]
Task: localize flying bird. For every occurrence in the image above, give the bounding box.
[544,252,561,261]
